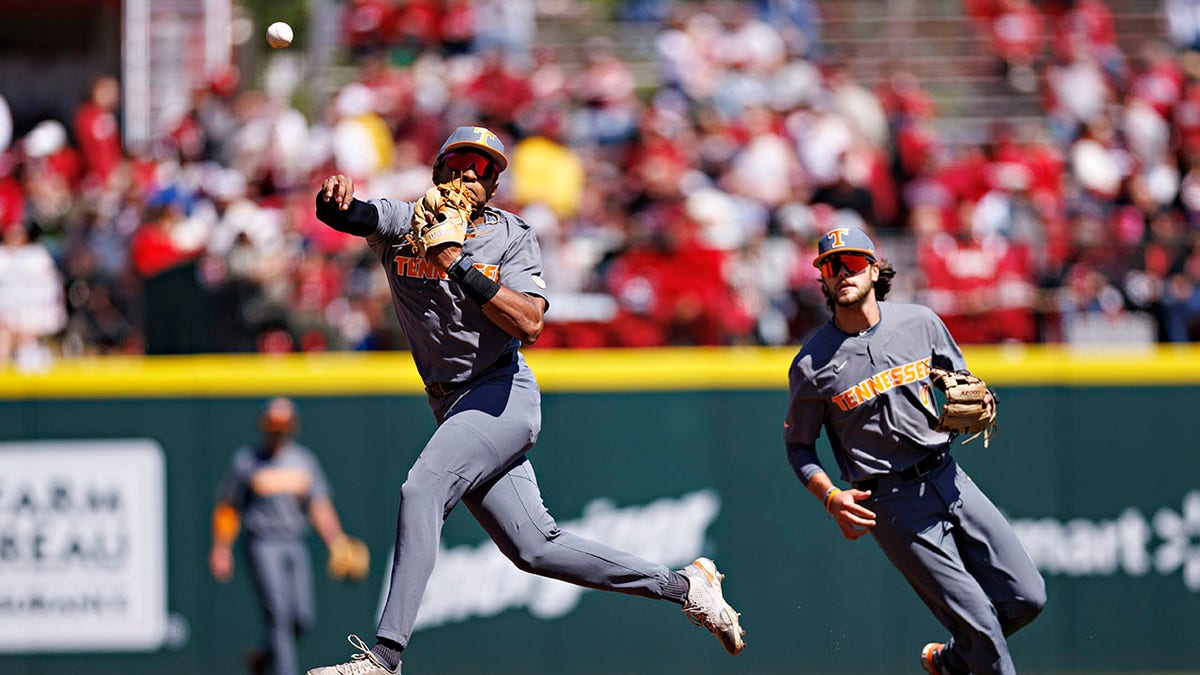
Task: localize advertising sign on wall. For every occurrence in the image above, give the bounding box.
[0,440,167,652]
[395,488,721,630]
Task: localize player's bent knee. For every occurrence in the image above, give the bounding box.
[1022,572,1048,615]
[1000,590,1046,634]
[398,476,434,505]
[400,463,459,501]
[509,529,562,574]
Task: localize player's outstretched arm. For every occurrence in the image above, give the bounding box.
[315,174,378,236]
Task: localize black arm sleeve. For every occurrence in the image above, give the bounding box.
[314,191,379,236]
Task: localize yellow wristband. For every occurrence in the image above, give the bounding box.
[823,487,842,512]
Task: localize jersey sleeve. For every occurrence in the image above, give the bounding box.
[927,307,969,371]
[368,198,417,239]
[214,450,251,509]
[499,221,550,310]
[783,353,828,485]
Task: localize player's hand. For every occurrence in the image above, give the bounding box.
[829,489,876,540]
[321,174,356,210]
[209,545,234,582]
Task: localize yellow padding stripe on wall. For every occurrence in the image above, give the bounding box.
[1,345,1198,399]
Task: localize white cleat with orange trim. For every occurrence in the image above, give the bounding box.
[679,557,746,655]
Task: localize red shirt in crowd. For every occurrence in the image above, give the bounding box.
[1049,0,1116,59]
[0,173,24,230]
[988,0,1045,64]
[605,230,750,346]
[73,100,122,185]
[1131,53,1185,118]
[919,231,1037,343]
[129,217,198,278]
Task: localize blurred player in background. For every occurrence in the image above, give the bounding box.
[209,397,369,675]
[783,227,1045,674]
[304,126,745,675]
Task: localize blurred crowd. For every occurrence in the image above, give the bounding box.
[4,0,1200,370]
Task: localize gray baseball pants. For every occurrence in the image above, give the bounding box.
[866,456,1045,675]
[376,361,676,647]
[245,537,315,675]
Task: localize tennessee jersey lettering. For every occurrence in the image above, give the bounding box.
[830,357,931,411]
[249,466,313,496]
[393,255,499,281]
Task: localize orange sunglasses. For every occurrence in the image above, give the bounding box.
[442,151,498,179]
[819,253,875,278]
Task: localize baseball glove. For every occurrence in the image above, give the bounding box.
[929,367,998,447]
[327,535,370,582]
[408,178,476,259]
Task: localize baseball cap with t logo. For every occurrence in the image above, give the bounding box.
[436,126,509,174]
[813,227,877,267]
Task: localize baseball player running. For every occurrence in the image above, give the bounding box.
[306,126,745,674]
[783,227,1045,674]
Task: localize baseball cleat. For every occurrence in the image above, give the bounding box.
[306,635,399,675]
[920,642,945,675]
[679,557,746,655]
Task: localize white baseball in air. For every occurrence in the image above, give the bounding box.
[266,21,293,49]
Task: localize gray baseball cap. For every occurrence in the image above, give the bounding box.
[813,227,877,268]
[437,126,509,172]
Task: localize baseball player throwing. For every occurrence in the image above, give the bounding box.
[306,126,745,675]
[783,227,1045,674]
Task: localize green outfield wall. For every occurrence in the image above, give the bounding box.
[0,346,1197,674]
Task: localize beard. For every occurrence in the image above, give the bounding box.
[833,280,870,308]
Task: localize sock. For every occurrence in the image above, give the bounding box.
[663,570,690,605]
[371,638,403,671]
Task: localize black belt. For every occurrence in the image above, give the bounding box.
[425,350,517,399]
[853,451,946,492]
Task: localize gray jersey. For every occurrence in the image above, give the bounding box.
[215,442,330,540]
[784,301,968,485]
[367,199,548,386]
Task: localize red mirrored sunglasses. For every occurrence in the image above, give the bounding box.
[818,253,875,278]
[442,151,498,179]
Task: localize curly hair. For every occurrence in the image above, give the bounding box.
[820,259,896,313]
